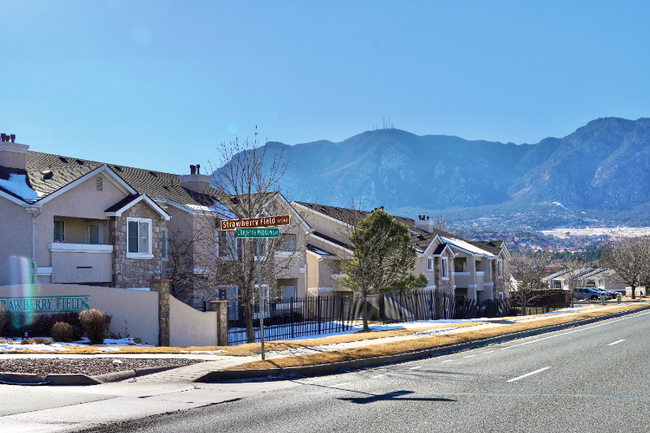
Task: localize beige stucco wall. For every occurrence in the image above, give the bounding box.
[169,295,218,347]
[0,284,159,345]
[0,198,33,286]
[34,173,127,269]
[50,248,113,283]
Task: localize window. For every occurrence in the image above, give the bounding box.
[280,233,296,252]
[497,259,503,278]
[218,230,237,259]
[54,220,65,242]
[475,260,482,272]
[127,217,152,258]
[85,222,104,245]
[161,228,168,261]
[427,257,434,272]
[441,257,449,279]
[454,258,466,273]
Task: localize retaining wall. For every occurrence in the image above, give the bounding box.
[0,284,159,345]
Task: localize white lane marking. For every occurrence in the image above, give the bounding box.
[608,339,625,346]
[410,366,422,370]
[502,312,649,351]
[441,360,454,363]
[331,382,350,387]
[464,355,476,358]
[484,351,494,354]
[507,367,551,383]
[371,375,384,378]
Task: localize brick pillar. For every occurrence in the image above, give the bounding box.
[150,279,171,346]
[209,300,229,346]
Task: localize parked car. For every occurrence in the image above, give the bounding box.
[573,288,603,300]
[594,289,617,299]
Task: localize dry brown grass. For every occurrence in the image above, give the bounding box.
[226,304,647,370]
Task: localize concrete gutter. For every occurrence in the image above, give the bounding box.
[195,305,650,382]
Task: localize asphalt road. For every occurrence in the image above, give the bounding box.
[81,310,650,433]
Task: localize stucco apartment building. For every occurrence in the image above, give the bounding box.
[0,140,310,304]
[1,139,510,310]
[291,202,511,303]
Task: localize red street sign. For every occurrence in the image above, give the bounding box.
[220,215,290,231]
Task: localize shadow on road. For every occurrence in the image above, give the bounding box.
[338,390,455,404]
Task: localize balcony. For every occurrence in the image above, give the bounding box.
[48,243,113,284]
[453,271,470,288]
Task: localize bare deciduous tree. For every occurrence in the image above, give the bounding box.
[508,251,551,315]
[561,258,588,308]
[601,237,650,300]
[206,132,304,343]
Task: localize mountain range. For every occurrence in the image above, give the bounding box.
[230,117,650,230]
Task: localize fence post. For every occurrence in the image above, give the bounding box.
[209,300,229,346]
[318,296,322,334]
[290,297,295,339]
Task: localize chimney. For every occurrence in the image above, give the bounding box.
[415,215,435,233]
[0,138,28,170]
[179,165,211,194]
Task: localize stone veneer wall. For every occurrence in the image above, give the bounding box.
[110,201,164,288]
[150,279,171,346]
[434,252,455,295]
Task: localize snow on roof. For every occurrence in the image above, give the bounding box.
[441,236,495,258]
[0,173,38,203]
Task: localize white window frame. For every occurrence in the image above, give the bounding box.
[497,259,503,278]
[441,257,449,280]
[53,219,65,242]
[161,228,168,261]
[85,221,104,245]
[427,257,434,272]
[126,217,153,259]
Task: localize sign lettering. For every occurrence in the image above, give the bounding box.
[0,296,90,313]
[221,215,290,231]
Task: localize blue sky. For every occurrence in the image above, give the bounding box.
[3,1,650,174]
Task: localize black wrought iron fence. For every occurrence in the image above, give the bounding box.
[227,290,512,345]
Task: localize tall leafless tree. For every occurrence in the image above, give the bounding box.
[507,251,551,315]
[601,237,650,300]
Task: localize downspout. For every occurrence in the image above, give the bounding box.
[24,205,42,282]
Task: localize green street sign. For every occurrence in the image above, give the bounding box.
[236,227,280,238]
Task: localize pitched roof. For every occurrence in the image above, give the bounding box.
[294,201,450,251]
[26,151,206,206]
[19,150,298,223]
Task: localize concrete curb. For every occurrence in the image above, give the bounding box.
[195,305,650,382]
[0,365,184,386]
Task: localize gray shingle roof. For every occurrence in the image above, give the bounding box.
[294,201,456,251]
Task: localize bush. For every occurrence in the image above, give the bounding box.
[79,309,109,344]
[33,312,83,340]
[51,321,75,342]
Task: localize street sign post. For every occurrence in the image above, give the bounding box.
[222,216,289,361]
[235,227,280,238]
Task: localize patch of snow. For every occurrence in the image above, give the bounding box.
[441,236,496,258]
[0,174,38,202]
